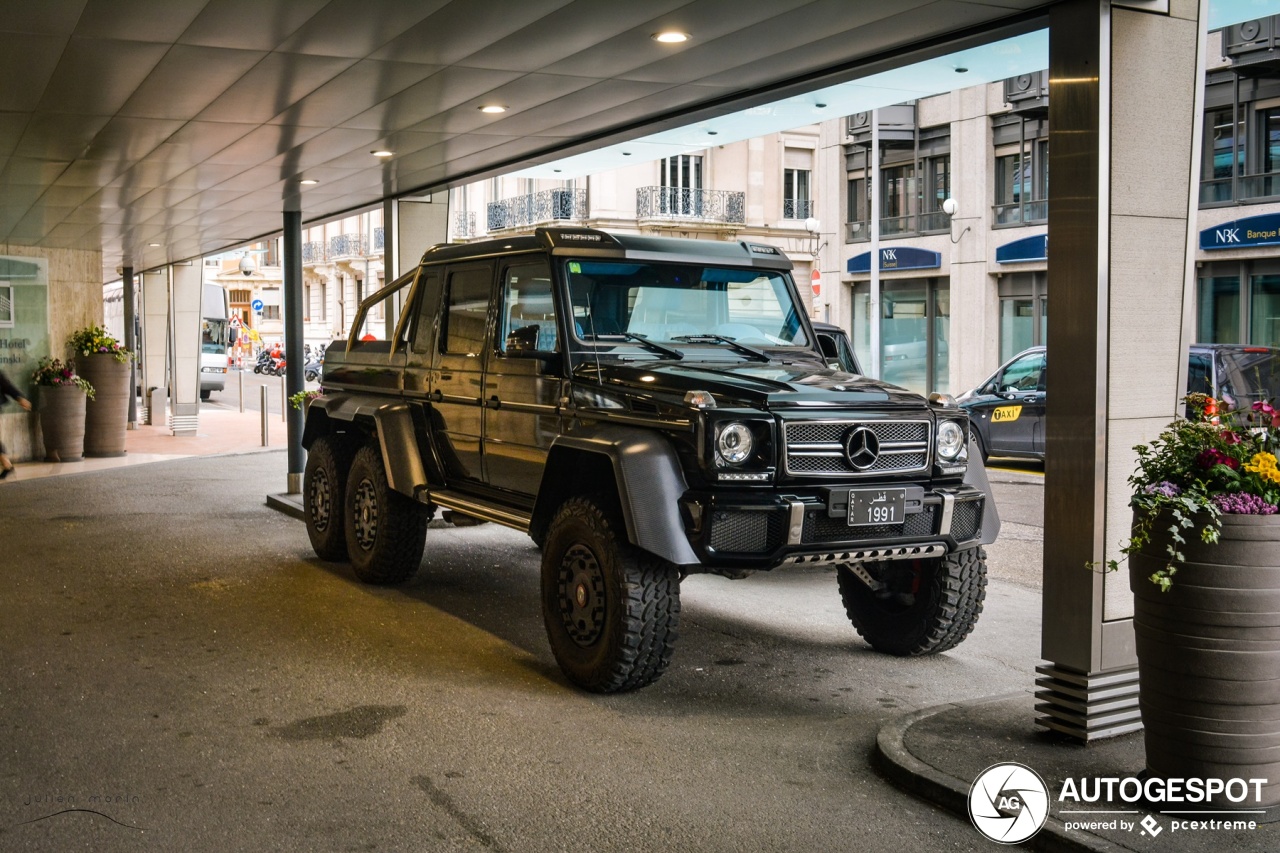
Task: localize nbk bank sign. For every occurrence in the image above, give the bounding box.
[1200,212,1280,250]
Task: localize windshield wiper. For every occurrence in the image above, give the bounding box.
[609,332,684,360]
[671,334,770,362]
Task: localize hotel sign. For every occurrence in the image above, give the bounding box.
[1200,212,1280,250]
[846,246,941,274]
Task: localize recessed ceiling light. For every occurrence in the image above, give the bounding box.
[815,103,827,109]
[622,151,631,156]
[479,105,507,114]
[707,130,717,136]
[652,31,689,43]
[955,66,969,73]
[370,149,393,157]
[148,242,160,247]
[300,179,319,185]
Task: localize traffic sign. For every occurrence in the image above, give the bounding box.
[229,315,242,328]
[251,299,264,311]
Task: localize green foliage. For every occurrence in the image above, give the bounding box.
[289,389,321,410]
[67,325,132,363]
[1103,393,1279,590]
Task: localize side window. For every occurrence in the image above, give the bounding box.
[348,269,416,352]
[499,260,557,353]
[410,270,443,354]
[999,352,1044,392]
[1186,353,1212,396]
[443,265,493,355]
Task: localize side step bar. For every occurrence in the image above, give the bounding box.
[423,489,532,533]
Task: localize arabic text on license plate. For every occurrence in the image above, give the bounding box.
[848,488,906,526]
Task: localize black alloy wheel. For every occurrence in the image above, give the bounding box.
[343,443,429,585]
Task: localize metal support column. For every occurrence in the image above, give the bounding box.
[1038,0,1205,741]
[283,210,305,494]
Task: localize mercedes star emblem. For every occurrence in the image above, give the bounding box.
[844,426,880,470]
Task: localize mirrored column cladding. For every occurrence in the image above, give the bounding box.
[167,262,202,436]
[1039,0,1206,741]
[140,270,169,426]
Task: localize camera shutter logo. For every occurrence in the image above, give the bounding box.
[968,762,1050,844]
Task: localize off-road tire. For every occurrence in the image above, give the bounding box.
[541,494,680,693]
[837,547,987,656]
[344,443,429,585]
[304,434,354,561]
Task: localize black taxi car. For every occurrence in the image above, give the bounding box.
[959,344,1280,461]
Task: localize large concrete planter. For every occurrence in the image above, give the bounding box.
[76,353,129,457]
[1129,512,1280,809]
[37,383,87,462]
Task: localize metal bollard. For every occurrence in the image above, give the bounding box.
[281,374,287,422]
[260,385,268,446]
[238,367,244,413]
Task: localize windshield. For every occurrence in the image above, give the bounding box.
[564,260,808,353]
[202,318,229,355]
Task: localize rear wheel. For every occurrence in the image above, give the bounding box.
[541,494,680,693]
[344,443,429,584]
[837,547,987,656]
[304,434,354,561]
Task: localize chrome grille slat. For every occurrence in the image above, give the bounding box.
[782,418,931,478]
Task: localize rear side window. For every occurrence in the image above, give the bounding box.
[443,266,493,355]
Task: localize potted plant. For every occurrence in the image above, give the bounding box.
[67,325,133,457]
[1115,393,1280,808]
[30,357,94,462]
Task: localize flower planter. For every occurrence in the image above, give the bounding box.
[76,352,129,457]
[1129,512,1280,809]
[37,383,87,462]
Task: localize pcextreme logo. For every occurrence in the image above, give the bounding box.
[968,762,1050,844]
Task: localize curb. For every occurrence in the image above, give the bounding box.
[266,491,305,520]
[874,694,1130,852]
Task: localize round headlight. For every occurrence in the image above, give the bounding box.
[717,422,754,465]
[936,420,965,461]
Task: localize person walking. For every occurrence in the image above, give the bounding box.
[0,368,32,479]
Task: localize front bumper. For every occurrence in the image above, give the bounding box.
[680,483,989,570]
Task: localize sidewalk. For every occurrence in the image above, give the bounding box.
[4,404,290,483]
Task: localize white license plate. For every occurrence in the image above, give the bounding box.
[848,488,906,526]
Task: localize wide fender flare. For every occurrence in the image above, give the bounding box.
[303,395,431,498]
[536,426,699,566]
[963,439,1002,546]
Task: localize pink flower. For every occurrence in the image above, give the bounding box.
[1222,430,1243,445]
[1196,448,1239,470]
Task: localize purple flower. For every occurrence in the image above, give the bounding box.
[1144,481,1182,498]
[1212,492,1279,515]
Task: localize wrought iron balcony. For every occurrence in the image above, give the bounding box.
[782,199,814,220]
[487,188,587,231]
[452,210,477,238]
[328,233,369,258]
[636,187,745,224]
[373,226,384,252]
[302,241,325,263]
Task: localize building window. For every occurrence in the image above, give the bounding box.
[994,140,1048,226]
[1196,259,1280,348]
[850,277,951,394]
[881,164,915,236]
[998,273,1048,362]
[783,168,811,219]
[229,289,251,304]
[660,154,703,215]
[262,305,281,321]
[1252,273,1280,347]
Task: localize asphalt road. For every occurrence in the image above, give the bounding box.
[0,453,1047,852]
[202,369,320,416]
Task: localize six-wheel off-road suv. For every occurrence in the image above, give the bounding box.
[302,227,1000,693]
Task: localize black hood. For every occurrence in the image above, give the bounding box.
[577,358,926,409]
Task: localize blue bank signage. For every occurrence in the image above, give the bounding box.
[995,233,1047,263]
[846,246,941,274]
[1200,213,1280,250]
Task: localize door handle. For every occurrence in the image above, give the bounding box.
[486,395,501,410]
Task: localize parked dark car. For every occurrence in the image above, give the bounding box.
[958,343,1280,461]
[302,227,1000,693]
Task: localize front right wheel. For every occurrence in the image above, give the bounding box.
[837,547,987,656]
[541,495,680,693]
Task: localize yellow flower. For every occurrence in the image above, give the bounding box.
[1245,452,1280,483]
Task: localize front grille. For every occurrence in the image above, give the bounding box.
[782,419,931,478]
[710,510,784,554]
[802,505,938,545]
[950,498,983,542]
